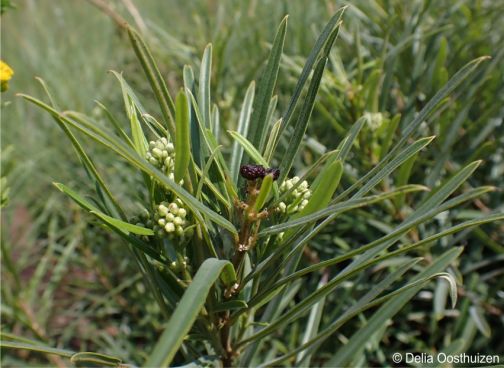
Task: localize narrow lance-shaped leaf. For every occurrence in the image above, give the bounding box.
[228,130,268,167]
[279,55,328,182]
[256,212,503,310]
[70,352,122,367]
[247,16,287,151]
[127,26,176,137]
[295,160,343,218]
[263,258,423,367]
[327,248,462,367]
[145,259,236,367]
[254,174,274,212]
[239,188,497,337]
[261,185,427,236]
[54,183,162,261]
[279,7,347,138]
[230,81,255,183]
[175,90,191,183]
[20,95,237,235]
[30,79,126,220]
[336,56,490,203]
[112,70,148,156]
[353,136,434,198]
[198,44,212,129]
[184,65,203,166]
[90,211,154,236]
[263,118,282,164]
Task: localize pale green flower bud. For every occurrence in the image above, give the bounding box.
[146,137,176,174]
[165,222,175,233]
[299,199,309,211]
[152,198,193,241]
[158,204,169,216]
[152,147,163,159]
[276,176,312,215]
[169,202,179,213]
[278,202,287,212]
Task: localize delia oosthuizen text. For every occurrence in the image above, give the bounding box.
[6,4,503,367]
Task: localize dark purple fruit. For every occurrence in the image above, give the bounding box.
[240,164,266,180]
[265,167,280,181]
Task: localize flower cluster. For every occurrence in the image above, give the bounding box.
[146,137,175,178]
[277,176,311,214]
[153,199,192,240]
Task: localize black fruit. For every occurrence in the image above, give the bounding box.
[240,164,266,180]
[265,167,280,180]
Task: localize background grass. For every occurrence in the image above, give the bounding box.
[1,0,503,366]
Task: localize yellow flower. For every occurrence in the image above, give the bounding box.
[0,60,14,92]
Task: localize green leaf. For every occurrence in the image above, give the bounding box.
[54,183,162,261]
[0,340,74,358]
[198,44,212,129]
[279,7,347,138]
[394,151,419,208]
[90,211,154,236]
[295,160,343,218]
[327,248,463,367]
[295,275,328,366]
[175,90,191,183]
[186,90,237,200]
[279,55,328,182]
[240,207,501,346]
[338,56,490,202]
[263,118,282,164]
[228,130,268,166]
[379,114,401,160]
[230,81,255,183]
[261,185,427,236]
[127,26,176,137]
[20,95,237,235]
[212,300,248,313]
[469,306,491,338]
[353,136,434,198]
[438,274,458,309]
[25,81,126,220]
[268,149,339,208]
[247,16,287,151]
[254,174,274,212]
[334,116,366,162]
[262,258,422,366]
[112,70,148,156]
[145,258,235,367]
[70,352,122,367]
[196,145,225,203]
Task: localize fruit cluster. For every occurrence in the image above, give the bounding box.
[240,164,280,180]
